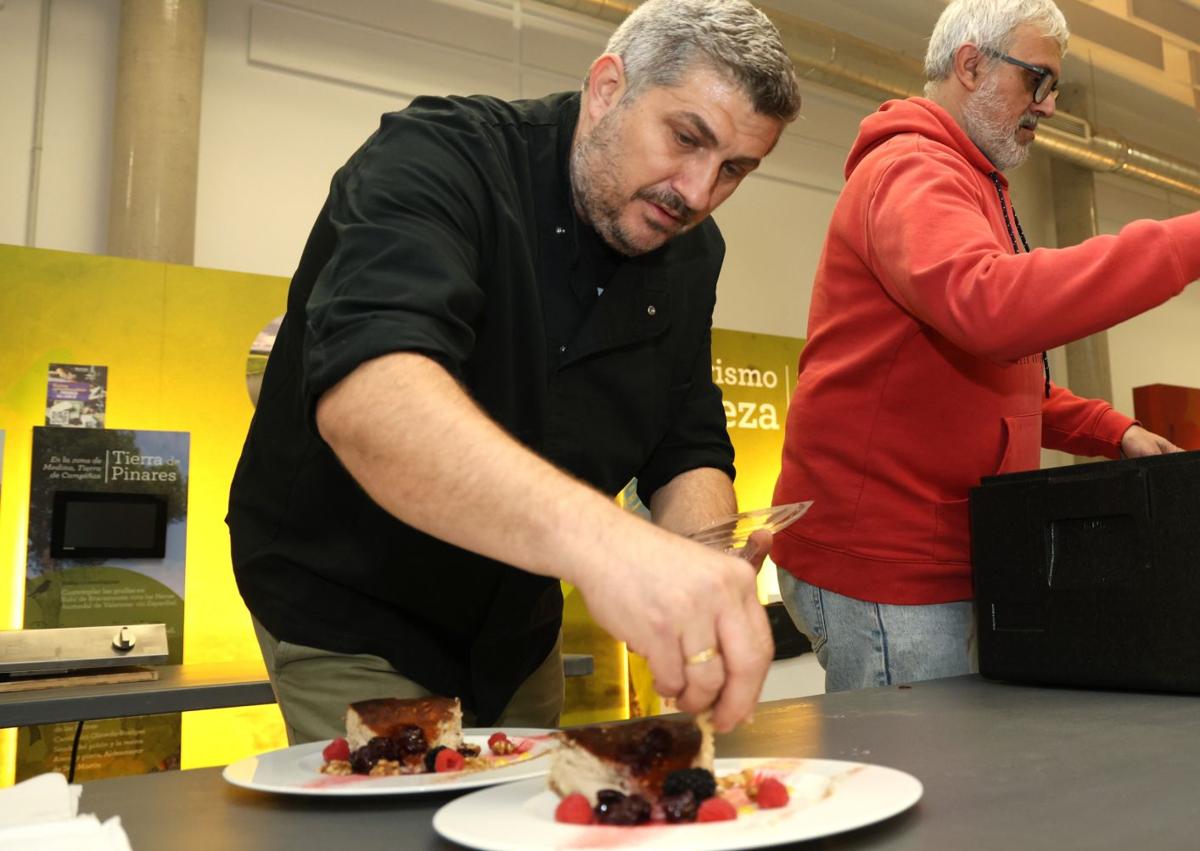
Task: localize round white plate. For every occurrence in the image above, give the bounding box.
[222,728,554,796]
[433,757,922,850]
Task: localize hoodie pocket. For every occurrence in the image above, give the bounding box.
[997,413,1042,475]
[933,413,1042,563]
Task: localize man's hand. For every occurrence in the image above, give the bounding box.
[738,528,773,570]
[1120,424,1182,458]
[572,527,774,734]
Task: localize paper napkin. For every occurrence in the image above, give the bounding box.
[0,773,133,851]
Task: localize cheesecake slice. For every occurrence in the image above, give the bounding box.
[345,695,464,752]
[549,714,714,803]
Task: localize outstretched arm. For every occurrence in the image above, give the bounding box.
[316,351,772,731]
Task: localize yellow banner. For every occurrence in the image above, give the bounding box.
[711,327,805,600]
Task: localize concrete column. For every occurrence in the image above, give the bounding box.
[106,0,207,264]
[1049,86,1114,464]
[1049,85,1113,407]
[1051,158,1113,404]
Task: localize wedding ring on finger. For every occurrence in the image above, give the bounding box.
[685,646,720,666]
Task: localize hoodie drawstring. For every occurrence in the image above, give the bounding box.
[989,171,1051,399]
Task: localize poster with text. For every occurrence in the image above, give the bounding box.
[45,364,107,428]
[710,328,805,600]
[17,426,189,781]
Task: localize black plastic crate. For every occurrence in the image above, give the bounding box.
[970,450,1200,692]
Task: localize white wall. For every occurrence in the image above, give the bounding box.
[0,0,118,252]
[2,0,1199,445]
[1095,174,1200,420]
[0,0,41,245]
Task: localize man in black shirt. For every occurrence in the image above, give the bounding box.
[228,0,802,742]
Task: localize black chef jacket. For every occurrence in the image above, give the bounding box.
[227,91,735,724]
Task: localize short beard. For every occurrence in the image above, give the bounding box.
[962,72,1035,172]
[570,104,694,257]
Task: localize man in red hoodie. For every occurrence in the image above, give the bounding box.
[772,0,1196,692]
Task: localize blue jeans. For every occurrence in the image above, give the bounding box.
[777,568,977,692]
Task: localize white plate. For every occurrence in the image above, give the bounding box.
[222,728,554,796]
[433,757,921,850]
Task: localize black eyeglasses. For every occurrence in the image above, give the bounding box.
[985,49,1059,104]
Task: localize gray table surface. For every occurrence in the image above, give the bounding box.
[79,675,1200,850]
[0,661,277,728]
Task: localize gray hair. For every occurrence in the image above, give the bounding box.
[924,0,1069,91]
[598,0,801,123]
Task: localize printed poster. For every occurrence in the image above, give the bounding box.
[45,364,107,428]
[710,328,806,534]
[17,427,189,781]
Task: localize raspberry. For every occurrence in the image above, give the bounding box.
[555,793,594,825]
[434,748,466,773]
[322,737,350,762]
[488,732,516,755]
[756,777,789,809]
[662,768,717,801]
[696,796,737,822]
[493,740,516,755]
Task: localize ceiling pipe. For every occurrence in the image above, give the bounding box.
[538,0,1200,201]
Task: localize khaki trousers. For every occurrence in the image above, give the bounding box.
[252,618,565,744]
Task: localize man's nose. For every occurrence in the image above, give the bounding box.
[1033,88,1057,118]
[671,159,719,215]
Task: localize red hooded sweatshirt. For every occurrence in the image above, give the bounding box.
[772,97,1200,605]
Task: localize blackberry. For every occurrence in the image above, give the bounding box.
[424,746,448,772]
[350,737,398,774]
[593,789,626,822]
[596,793,651,826]
[661,790,699,823]
[349,747,374,775]
[457,743,481,758]
[392,725,428,757]
[662,768,717,801]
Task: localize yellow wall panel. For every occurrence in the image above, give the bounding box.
[0,245,807,778]
[0,244,291,781]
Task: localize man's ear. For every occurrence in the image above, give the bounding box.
[953,43,986,93]
[583,53,627,123]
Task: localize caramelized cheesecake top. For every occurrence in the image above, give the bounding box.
[348,696,459,741]
[557,718,704,795]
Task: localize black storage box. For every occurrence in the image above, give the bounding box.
[970,449,1200,692]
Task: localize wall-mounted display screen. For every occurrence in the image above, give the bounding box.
[50,490,168,559]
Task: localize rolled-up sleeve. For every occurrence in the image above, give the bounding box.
[303,103,492,422]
